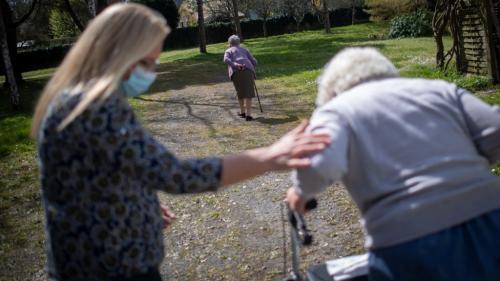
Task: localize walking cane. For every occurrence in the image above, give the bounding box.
[254,81,264,113]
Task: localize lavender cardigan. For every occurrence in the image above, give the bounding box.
[223,45,257,79]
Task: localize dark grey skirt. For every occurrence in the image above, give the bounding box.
[232,69,256,99]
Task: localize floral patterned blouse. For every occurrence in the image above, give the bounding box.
[38,89,222,281]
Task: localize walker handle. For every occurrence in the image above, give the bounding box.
[288,199,317,246]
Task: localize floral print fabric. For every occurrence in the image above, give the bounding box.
[38,90,221,280]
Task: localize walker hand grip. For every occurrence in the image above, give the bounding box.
[288,199,317,246]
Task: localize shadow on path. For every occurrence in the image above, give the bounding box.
[135,97,228,137]
[254,116,298,125]
[135,96,301,133]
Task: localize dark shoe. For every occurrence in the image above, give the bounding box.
[245,116,254,121]
[238,113,246,118]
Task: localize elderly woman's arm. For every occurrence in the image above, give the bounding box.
[458,89,500,164]
[287,108,349,213]
[246,49,257,67]
[224,50,241,69]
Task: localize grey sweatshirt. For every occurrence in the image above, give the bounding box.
[292,78,500,249]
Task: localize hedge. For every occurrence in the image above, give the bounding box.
[1,8,367,75]
[165,8,368,49]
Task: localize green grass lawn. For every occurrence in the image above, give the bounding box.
[1,22,499,279]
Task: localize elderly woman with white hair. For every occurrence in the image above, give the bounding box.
[286,47,500,280]
[223,35,258,121]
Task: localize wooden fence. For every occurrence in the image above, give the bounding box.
[457,0,500,82]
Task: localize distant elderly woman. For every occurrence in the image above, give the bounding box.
[223,35,257,121]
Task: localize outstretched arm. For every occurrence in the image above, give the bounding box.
[220,120,330,187]
[113,105,329,194]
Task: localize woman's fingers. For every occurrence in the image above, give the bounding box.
[163,215,173,224]
[293,133,331,147]
[281,136,331,169]
[163,208,176,220]
[291,143,328,158]
[289,120,309,135]
[160,205,176,229]
[286,158,313,169]
[289,134,330,157]
[266,121,330,171]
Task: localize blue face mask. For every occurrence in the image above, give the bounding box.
[121,66,157,97]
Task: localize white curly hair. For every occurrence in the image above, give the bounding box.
[228,35,240,46]
[316,47,399,106]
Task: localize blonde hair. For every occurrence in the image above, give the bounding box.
[31,3,170,138]
[316,47,399,106]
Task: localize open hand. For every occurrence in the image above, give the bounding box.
[266,120,330,170]
[160,204,176,229]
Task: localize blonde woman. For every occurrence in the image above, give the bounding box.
[32,4,329,281]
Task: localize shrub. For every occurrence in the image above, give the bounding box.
[165,8,368,49]
[492,165,500,176]
[48,0,92,39]
[388,9,433,39]
[49,8,80,39]
[491,165,500,176]
[365,0,428,22]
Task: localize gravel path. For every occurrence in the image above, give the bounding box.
[134,73,364,281]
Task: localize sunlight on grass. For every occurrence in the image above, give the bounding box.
[161,23,495,102]
[0,115,34,157]
[1,21,499,280]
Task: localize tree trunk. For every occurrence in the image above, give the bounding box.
[432,0,451,70]
[486,0,500,82]
[95,0,123,15]
[434,33,445,69]
[197,0,207,53]
[352,0,356,25]
[263,18,268,37]
[96,0,109,14]
[88,0,97,17]
[448,6,462,73]
[64,0,85,31]
[323,0,331,33]
[13,0,38,27]
[0,0,23,83]
[0,3,19,107]
[231,0,243,41]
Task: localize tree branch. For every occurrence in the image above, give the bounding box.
[13,0,38,28]
[63,0,85,31]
